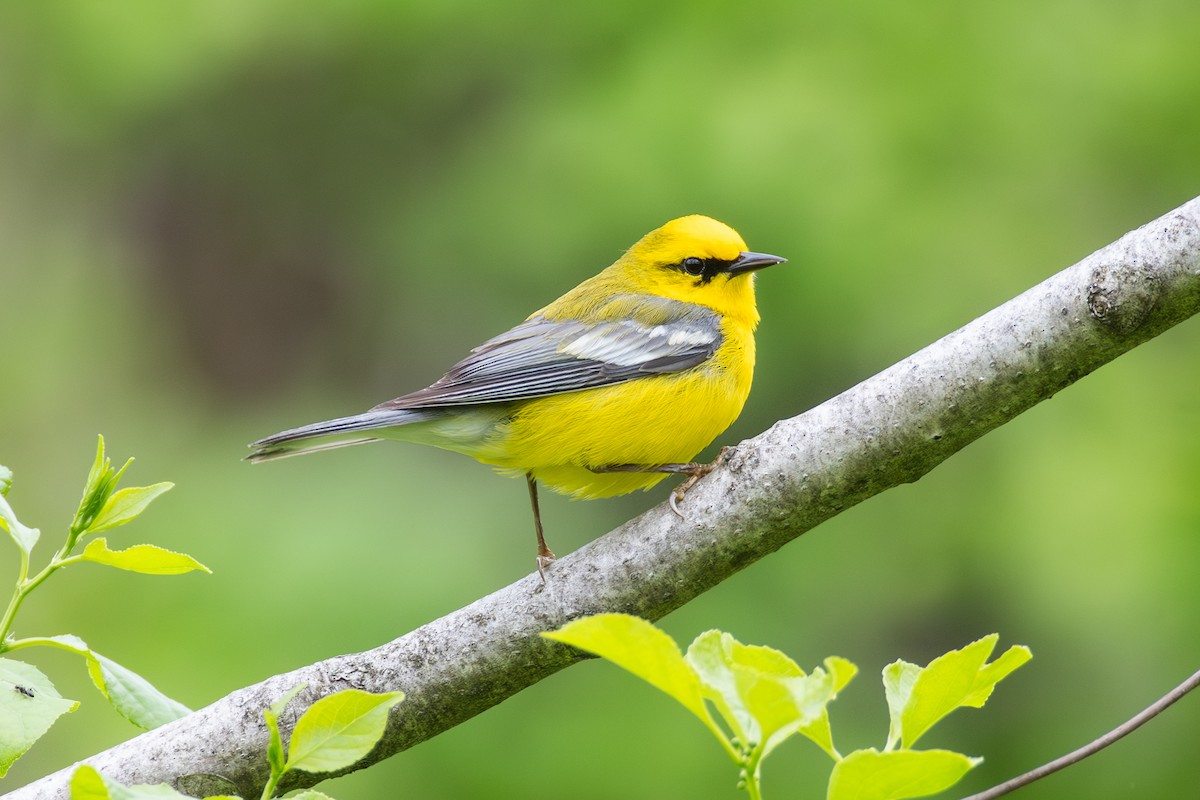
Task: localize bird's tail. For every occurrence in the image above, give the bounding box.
[245,409,435,462]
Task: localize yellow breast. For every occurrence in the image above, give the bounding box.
[488,316,756,498]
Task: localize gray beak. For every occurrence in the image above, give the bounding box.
[728,250,787,276]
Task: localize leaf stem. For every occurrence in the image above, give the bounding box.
[3,635,87,655]
[0,547,30,647]
[742,762,763,800]
[707,720,744,765]
[259,767,284,800]
[739,745,765,800]
[0,538,83,651]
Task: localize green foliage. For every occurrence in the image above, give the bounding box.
[69,686,403,800]
[69,765,239,800]
[283,688,405,774]
[827,749,979,800]
[0,437,205,777]
[545,614,1030,800]
[260,685,404,799]
[0,659,79,777]
[883,634,1032,751]
[79,538,210,576]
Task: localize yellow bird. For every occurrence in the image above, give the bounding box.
[248,215,785,575]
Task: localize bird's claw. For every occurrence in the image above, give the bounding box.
[670,471,706,517]
[668,447,733,519]
[669,490,684,518]
[536,550,556,583]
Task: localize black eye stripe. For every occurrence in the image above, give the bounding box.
[671,256,733,283]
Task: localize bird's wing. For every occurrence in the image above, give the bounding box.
[374,294,722,409]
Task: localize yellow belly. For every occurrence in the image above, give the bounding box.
[487,330,754,499]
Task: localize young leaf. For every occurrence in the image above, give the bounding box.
[757,669,837,759]
[287,792,336,800]
[285,689,404,773]
[68,765,112,800]
[40,633,91,653]
[85,651,191,729]
[69,765,239,799]
[884,635,1031,749]
[0,491,40,555]
[796,656,858,760]
[685,631,757,745]
[29,636,189,730]
[962,644,1033,708]
[80,538,210,576]
[0,658,79,777]
[87,483,174,535]
[687,633,811,747]
[270,682,309,719]
[883,661,921,751]
[73,437,118,534]
[827,748,981,800]
[0,464,12,496]
[545,614,721,739]
[265,684,308,776]
[687,631,842,759]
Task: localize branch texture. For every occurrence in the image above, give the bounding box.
[9,196,1200,799]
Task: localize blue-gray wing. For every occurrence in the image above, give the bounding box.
[375,294,722,410]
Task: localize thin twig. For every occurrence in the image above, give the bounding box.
[960,666,1200,800]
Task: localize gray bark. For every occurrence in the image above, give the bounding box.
[8,195,1200,799]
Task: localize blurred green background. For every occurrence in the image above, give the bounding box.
[2,1,1199,797]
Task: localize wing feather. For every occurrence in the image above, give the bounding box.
[374,294,721,410]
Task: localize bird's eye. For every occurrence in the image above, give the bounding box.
[681,257,706,276]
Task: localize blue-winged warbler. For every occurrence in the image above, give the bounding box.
[248,215,785,574]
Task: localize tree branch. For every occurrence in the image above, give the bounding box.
[8,196,1200,799]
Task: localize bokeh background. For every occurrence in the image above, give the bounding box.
[3,1,1199,797]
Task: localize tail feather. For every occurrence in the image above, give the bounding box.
[246,409,432,463]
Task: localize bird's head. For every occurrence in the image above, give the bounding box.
[610,215,786,324]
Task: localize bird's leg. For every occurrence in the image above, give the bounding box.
[527,473,555,580]
[593,447,732,518]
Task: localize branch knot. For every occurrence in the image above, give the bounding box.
[1087,261,1162,335]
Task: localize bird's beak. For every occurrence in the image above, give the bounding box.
[728,251,787,276]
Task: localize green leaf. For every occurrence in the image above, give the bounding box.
[797,656,858,760]
[285,689,404,773]
[85,651,191,729]
[685,631,757,744]
[270,683,308,720]
[69,765,240,799]
[87,483,174,535]
[0,491,40,555]
[544,614,721,739]
[288,792,336,800]
[266,684,308,776]
[0,658,79,777]
[827,748,980,800]
[73,437,119,534]
[40,633,91,653]
[23,636,189,730]
[0,464,12,496]
[686,631,841,759]
[884,635,1031,749]
[962,645,1033,708]
[883,661,921,751]
[80,538,210,576]
[68,765,111,800]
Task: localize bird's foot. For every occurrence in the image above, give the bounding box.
[536,549,556,583]
[669,446,733,518]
